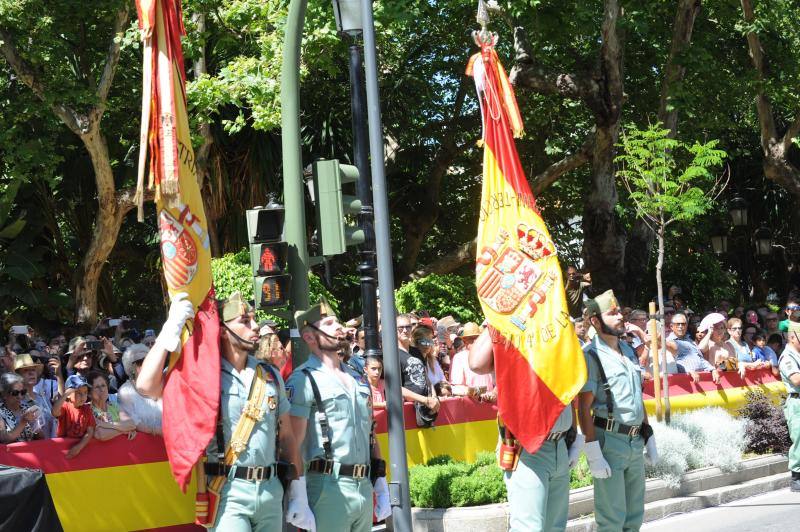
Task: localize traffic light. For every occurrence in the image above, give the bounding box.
[246,201,291,308]
[312,158,365,256]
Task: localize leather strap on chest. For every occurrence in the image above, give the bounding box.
[586,346,615,420]
[302,368,334,461]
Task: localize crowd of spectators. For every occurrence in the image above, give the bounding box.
[2,276,798,446]
[0,319,163,456]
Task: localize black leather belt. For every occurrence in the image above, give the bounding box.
[545,430,567,441]
[308,459,370,479]
[204,462,276,482]
[594,416,641,438]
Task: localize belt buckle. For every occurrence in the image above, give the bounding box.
[605,417,615,432]
[352,464,367,479]
[247,466,265,482]
[323,460,334,475]
[629,425,640,438]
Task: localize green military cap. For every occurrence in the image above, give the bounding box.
[294,296,337,329]
[218,291,253,322]
[584,289,620,318]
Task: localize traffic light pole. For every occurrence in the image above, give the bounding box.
[281,0,310,364]
[359,0,412,529]
[347,38,381,359]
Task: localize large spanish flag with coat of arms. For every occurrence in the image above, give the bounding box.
[467,39,587,454]
[135,0,221,492]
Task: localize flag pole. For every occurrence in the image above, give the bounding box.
[360,0,412,529]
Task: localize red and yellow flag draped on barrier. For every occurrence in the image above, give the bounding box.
[135,0,220,492]
[467,40,587,454]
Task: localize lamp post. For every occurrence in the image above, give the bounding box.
[729,196,749,228]
[710,230,729,255]
[332,0,380,360]
[754,226,773,257]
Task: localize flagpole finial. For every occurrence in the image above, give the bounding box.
[474,0,498,47]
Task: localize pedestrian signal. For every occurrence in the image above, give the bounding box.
[246,198,291,308]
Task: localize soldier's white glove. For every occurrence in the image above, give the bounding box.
[568,433,585,469]
[154,292,194,352]
[374,477,392,521]
[286,477,316,531]
[644,436,659,466]
[584,440,612,479]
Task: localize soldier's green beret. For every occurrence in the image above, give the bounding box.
[295,296,337,329]
[218,291,253,322]
[584,289,620,318]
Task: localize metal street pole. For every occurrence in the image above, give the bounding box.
[282,0,310,364]
[347,37,381,359]
[359,0,412,530]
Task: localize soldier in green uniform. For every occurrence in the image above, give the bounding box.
[778,321,800,492]
[287,298,391,532]
[469,329,585,531]
[137,292,307,531]
[576,290,659,532]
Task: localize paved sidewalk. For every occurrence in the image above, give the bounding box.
[642,487,800,531]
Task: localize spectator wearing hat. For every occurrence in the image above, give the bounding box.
[51,374,95,459]
[697,313,729,366]
[395,313,439,416]
[15,353,58,438]
[89,370,136,441]
[0,372,43,443]
[450,322,495,402]
[118,344,163,436]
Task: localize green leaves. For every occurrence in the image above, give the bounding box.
[616,122,727,226]
[395,273,483,323]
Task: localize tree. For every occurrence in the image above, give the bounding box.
[0,1,140,324]
[616,122,726,413]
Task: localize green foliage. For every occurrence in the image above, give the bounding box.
[569,454,592,490]
[395,274,483,323]
[616,123,727,226]
[210,248,339,327]
[409,452,505,508]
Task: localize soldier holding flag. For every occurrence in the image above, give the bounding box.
[137,292,309,531]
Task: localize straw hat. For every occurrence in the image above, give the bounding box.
[460,322,481,338]
[13,353,43,375]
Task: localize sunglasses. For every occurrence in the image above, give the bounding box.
[730,327,742,330]
[7,390,25,397]
[397,325,413,332]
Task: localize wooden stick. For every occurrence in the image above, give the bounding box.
[649,301,663,422]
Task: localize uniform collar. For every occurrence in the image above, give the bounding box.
[221,355,257,376]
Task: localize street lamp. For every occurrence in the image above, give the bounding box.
[729,196,749,227]
[710,227,729,255]
[754,226,773,256]
[332,0,363,35]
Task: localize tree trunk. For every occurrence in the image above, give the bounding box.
[73,127,128,324]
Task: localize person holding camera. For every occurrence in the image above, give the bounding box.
[395,314,440,423]
[0,372,43,443]
[565,265,592,319]
[15,353,57,438]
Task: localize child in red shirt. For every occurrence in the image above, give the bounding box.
[52,374,95,459]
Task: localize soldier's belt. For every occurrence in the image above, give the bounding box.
[593,416,641,438]
[545,430,568,441]
[205,463,277,482]
[307,459,370,479]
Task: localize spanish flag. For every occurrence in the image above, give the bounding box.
[467,41,587,453]
[135,0,221,491]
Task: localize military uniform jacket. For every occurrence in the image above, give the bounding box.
[581,336,645,426]
[287,355,373,465]
[780,345,800,394]
[206,356,290,467]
